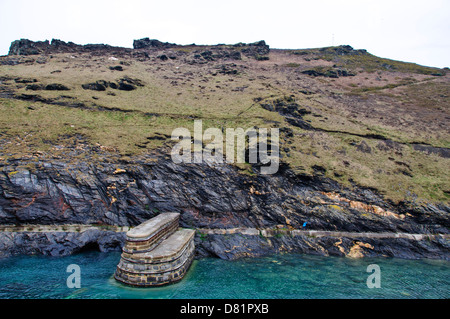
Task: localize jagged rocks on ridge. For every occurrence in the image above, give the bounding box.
[133,38,177,49]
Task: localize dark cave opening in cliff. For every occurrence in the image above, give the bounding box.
[76,242,101,254]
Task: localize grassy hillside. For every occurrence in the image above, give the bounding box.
[0,43,449,203]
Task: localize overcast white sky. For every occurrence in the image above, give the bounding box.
[0,0,449,68]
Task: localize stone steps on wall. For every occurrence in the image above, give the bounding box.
[122,212,180,254]
[114,212,195,287]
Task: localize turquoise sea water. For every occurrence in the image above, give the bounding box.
[0,252,448,299]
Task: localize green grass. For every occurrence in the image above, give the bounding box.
[290,46,445,75]
[282,127,450,202]
[327,52,443,75]
[350,81,415,93]
[283,63,301,68]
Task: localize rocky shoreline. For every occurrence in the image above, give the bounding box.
[195,228,450,260]
[0,226,448,260]
[0,227,125,257]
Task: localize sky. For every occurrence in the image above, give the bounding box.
[0,0,449,68]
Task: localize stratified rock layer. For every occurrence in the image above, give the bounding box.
[0,153,448,260]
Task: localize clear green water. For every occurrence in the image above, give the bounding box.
[0,252,448,299]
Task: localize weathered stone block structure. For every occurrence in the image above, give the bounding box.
[114,212,195,287]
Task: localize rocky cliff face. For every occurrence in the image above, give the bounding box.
[0,149,448,259]
[2,151,447,231]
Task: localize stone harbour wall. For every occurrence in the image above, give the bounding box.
[114,240,195,286]
[114,213,195,287]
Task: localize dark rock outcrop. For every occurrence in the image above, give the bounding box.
[117,77,144,91]
[260,96,313,130]
[8,39,49,56]
[356,141,372,153]
[82,77,144,91]
[8,38,131,56]
[26,83,70,91]
[26,84,44,91]
[14,78,38,84]
[118,82,135,91]
[412,144,450,158]
[199,49,242,62]
[301,67,356,78]
[319,45,368,56]
[109,65,123,71]
[237,40,270,59]
[44,83,70,91]
[213,64,240,75]
[82,81,107,91]
[133,38,177,50]
[157,54,169,61]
